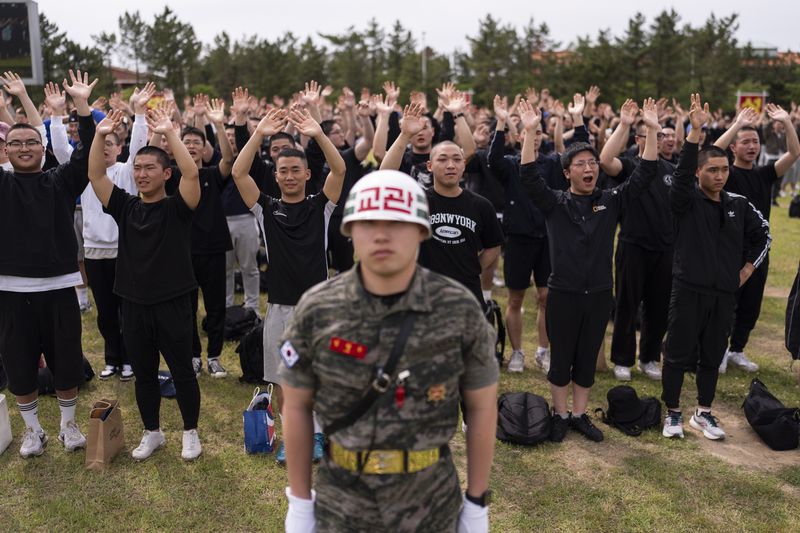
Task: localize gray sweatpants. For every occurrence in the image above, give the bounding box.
[225,214,261,312]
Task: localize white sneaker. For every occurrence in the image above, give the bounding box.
[719,350,730,374]
[182,429,202,461]
[20,427,48,458]
[690,411,726,440]
[132,429,166,461]
[99,365,118,380]
[192,358,202,377]
[207,358,227,378]
[120,364,135,381]
[58,420,86,451]
[727,351,759,372]
[535,347,550,373]
[662,411,684,438]
[613,365,632,381]
[507,350,524,373]
[638,361,662,380]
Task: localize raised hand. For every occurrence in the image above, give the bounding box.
[341,87,356,109]
[765,103,789,123]
[436,82,456,108]
[444,90,467,114]
[584,85,601,105]
[146,104,174,135]
[618,99,639,126]
[551,100,565,118]
[525,87,539,107]
[206,98,226,124]
[399,102,426,136]
[193,94,208,117]
[688,93,710,130]
[1,71,27,97]
[356,100,370,117]
[91,96,108,111]
[300,80,321,107]
[287,105,322,137]
[231,86,249,116]
[62,69,98,103]
[734,106,758,127]
[641,98,659,129]
[321,85,334,99]
[383,81,400,106]
[567,93,585,117]
[493,94,509,122]
[130,81,156,113]
[518,99,542,131]
[43,81,67,114]
[97,109,125,136]
[255,108,287,137]
[372,93,392,116]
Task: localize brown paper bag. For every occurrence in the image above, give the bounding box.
[85,399,125,470]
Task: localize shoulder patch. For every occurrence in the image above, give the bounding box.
[280,340,300,368]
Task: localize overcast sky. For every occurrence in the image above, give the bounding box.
[34,0,800,57]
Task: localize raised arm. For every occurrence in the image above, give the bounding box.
[618,98,660,201]
[713,106,758,150]
[231,108,287,208]
[3,71,43,127]
[371,93,392,162]
[599,99,638,177]
[671,94,709,216]
[149,106,200,209]
[88,110,125,207]
[518,100,558,213]
[126,82,156,165]
[288,106,346,204]
[552,100,566,155]
[445,91,476,162]
[44,81,73,164]
[353,100,374,162]
[380,103,425,171]
[765,104,800,177]
[299,80,323,124]
[519,99,542,165]
[206,98,234,176]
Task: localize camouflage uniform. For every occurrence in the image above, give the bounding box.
[279,265,498,532]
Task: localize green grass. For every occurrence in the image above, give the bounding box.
[1,198,799,532]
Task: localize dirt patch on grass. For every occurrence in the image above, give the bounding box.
[764,285,790,299]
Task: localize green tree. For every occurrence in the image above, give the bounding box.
[647,9,685,98]
[118,11,149,84]
[143,7,201,98]
[615,12,650,101]
[462,15,519,105]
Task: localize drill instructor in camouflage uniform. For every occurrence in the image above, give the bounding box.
[280,170,499,532]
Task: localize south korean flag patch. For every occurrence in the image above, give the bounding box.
[280,340,300,368]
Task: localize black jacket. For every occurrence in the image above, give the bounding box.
[520,158,657,293]
[670,142,771,294]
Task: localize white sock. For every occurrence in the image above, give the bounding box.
[58,396,78,430]
[696,407,711,415]
[76,286,89,306]
[312,411,322,434]
[537,346,549,354]
[482,289,492,301]
[18,399,43,432]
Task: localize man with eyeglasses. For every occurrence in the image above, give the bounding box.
[519,98,660,443]
[599,100,678,383]
[0,70,97,458]
[150,100,234,379]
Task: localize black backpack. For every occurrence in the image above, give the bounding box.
[483,299,506,366]
[224,306,261,341]
[496,392,551,445]
[596,385,662,436]
[742,378,799,451]
[237,322,268,384]
[789,195,800,218]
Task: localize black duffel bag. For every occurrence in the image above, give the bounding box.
[742,378,799,451]
[596,385,661,436]
[496,392,551,445]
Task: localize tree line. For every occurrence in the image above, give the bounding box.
[38,8,800,110]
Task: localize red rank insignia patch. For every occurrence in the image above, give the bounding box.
[329,337,368,359]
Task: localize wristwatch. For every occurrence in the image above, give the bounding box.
[454,112,465,119]
[465,489,492,507]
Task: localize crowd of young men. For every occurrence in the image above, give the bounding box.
[0,66,798,531]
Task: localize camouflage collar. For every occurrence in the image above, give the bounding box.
[344,264,432,316]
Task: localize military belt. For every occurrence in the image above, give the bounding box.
[328,442,447,475]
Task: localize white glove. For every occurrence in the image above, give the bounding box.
[285,487,317,533]
[457,495,488,533]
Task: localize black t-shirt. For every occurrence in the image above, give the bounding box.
[724,163,778,220]
[104,185,197,304]
[615,156,676,251]
[419,188,504,303]
[253,192,335,305]
[399,149,433,188]
[167,166,233,255]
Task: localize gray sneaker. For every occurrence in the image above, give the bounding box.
[638,361,662,380]
[690,410,726,440]
[727,351,759,372]
[20,427,48,458]
[535,348,550,373]
[58,420,86,451]
[507,350,524,373]
[208,358,227,378]
[662,411,684,438]
[192,358,202,377]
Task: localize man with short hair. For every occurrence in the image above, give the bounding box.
[661,95,771,441]
[519,97,660,443]
[231,106,346,464]
[381,103,503,308]
[87,106,205,461]
[281,170,498,532]
[713,105,800,372]
[0,69,96,458]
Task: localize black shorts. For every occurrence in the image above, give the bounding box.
[0,288,84,395]
[504,237,550,290]
[546,289,612,388]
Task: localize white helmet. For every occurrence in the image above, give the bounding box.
[341,170,431,238]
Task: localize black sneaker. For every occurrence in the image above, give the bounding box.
[570,413,604,442]
[550,412,570,442]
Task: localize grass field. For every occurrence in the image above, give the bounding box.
[1,198,798,532]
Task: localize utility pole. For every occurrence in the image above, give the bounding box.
[421,31,428,92]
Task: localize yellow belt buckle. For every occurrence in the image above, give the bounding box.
[366,450,402,474]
